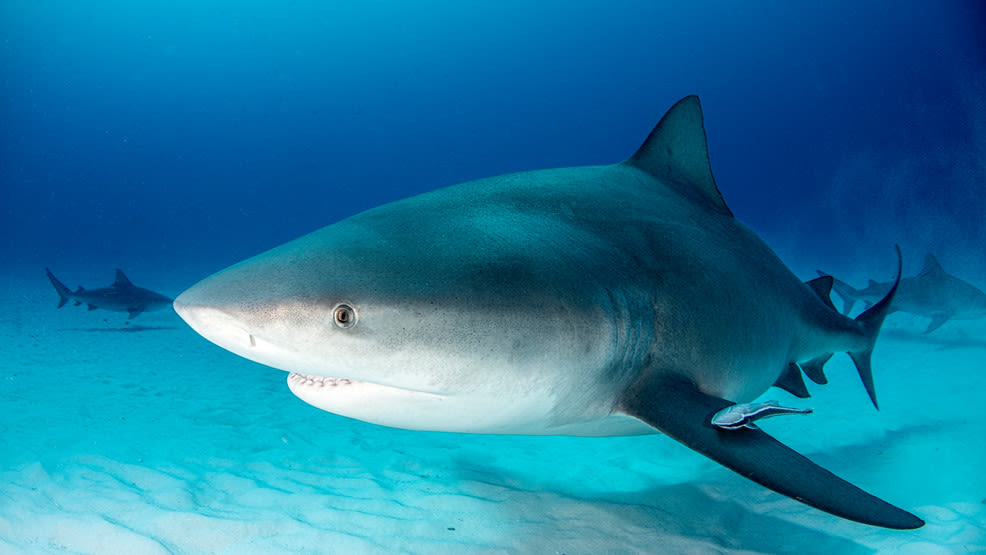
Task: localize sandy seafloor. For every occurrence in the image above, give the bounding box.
[1,258,984,555]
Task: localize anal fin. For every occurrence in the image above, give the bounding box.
[799,353,832,385]
[924,312,950,334]
[618,375,923,529]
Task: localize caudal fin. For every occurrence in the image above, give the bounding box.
[848,246,902,410]
[45,267,72,308]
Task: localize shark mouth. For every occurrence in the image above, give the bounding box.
[287,373,355,388]
[286,371,447,401]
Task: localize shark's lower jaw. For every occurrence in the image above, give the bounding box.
[285,371,460,433]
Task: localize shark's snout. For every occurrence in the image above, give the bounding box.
[173,287,208,328]
[172,290,193,321]
[174,288,256,353]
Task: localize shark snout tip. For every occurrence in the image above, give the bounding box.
[172,291,240,341]
[172,291,193,320]
[172,287,214,324]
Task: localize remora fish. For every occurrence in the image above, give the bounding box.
[46,268,172,319]
[174,96,922,529]
[821,254,986,333]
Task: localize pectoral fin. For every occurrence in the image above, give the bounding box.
[618,375,923,529]
[924,312,950,334]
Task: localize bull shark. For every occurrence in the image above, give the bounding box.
[174,96,923,529]
[46,268,173,319]
[820,254,986,333]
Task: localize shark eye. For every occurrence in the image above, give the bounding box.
[332,303,357,329]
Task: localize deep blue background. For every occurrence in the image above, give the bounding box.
[2,1,984,292]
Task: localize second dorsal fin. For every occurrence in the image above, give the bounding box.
[805,275,837,311]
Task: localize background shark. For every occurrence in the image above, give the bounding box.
[46,268,173,319]
[821,254,986,333]
[175,96,922,530]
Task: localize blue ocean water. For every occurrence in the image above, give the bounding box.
[2,1,985,553]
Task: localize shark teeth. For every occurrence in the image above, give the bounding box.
[288,373,353,388]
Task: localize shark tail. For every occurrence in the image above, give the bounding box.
[45,268,73,308]
[847,246,902,410]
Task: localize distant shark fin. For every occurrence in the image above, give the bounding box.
[924,312,951,334]
[114,269,134,288]
[848,246,903,410]
[618,375,924,529]
[624,95,732,217]
[919,254,945,278]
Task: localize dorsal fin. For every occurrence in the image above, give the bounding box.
[805,276,837,311]
[624,95,732,216]
[919,254,944,278]
[113,269,133,288]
